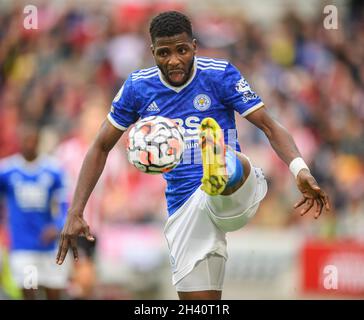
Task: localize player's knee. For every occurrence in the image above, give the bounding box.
[222,152,251,195]
[235,152,251,177]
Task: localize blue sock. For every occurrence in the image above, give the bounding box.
[225,149,244,188]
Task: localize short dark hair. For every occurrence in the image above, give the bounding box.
[149,11,193,43]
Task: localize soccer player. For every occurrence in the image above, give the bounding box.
[0,123,69,299]
[56,11,330,300]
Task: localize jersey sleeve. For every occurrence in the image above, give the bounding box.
[107,75,139,131]
[221,63,264,117]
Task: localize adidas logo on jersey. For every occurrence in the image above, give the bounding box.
[146,101,160,112]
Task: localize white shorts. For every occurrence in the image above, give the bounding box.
[164,162,267,289]
[175,253,225,292]
[9,250,70,289]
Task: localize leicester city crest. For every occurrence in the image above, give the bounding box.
[193,94,211,111]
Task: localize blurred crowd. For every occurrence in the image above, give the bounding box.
[0,0,363,298]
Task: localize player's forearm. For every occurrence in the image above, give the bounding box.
[264,121,302,166]
[68,144,109,216]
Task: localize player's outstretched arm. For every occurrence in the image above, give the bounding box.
[245,106,330,218]
[56,120,124,265]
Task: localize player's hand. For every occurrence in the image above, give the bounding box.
[294,169,330,219]
[56,211,94,265]
[41,225,59,245]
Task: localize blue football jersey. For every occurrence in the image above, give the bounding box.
[108,57,264,216]
[0,154,68,251]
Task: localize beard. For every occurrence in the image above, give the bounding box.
[159,57,194,87]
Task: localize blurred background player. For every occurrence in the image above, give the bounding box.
[0,123,69,300]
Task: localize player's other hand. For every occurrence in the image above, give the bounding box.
[294,169,330,219]
[56,210,94,265]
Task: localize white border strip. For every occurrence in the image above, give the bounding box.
[197,61,228,68]
[132,71,159,81]
[107,113,128,131]
[197,66,226,71]
[197,57,228,65]
[241,102,265,117]
[132,66,158,76]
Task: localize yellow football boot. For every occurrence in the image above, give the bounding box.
[199,117,228,195]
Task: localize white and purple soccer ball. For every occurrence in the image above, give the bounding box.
[127,116,185,174]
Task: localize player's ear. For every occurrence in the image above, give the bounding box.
[150,44,155,56]
[192,39,197,53]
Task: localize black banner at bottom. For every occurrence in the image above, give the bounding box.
[0,299,357,319]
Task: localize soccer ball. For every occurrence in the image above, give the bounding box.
[127,116,185,174]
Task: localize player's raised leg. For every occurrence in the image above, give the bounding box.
[200,117,268,233]
[175,118,256,301]
[200,117,251,196]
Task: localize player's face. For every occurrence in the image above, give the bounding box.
[18,126,39,161]
[152,32,197,86]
